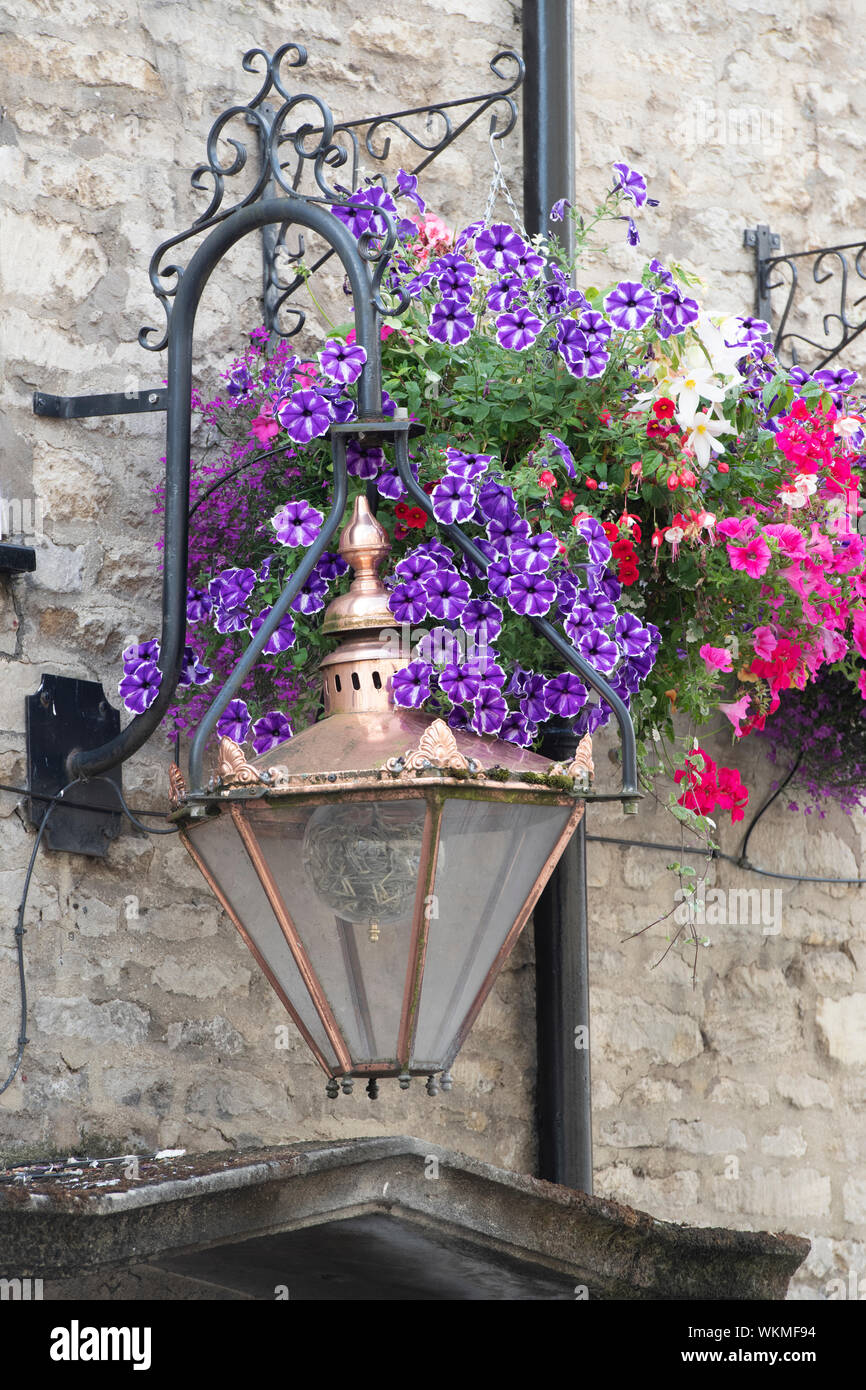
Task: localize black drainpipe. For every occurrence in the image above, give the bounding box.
[522,1,592,1193]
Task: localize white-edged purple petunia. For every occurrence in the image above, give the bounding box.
[391,661,432,709]
[271,500,325,548]
[290,574,329,616]
[249,606,297,654]
[216,699,252,743]
[395,549,438,583]
[612,161,648,208]
[545,434,575,478]
[496,305,543,351]
[431,474,475,524]
[319,338,367,386]
[276,390,333,444]
[119,660,162,714]
[186,588,212,624]
[614,612,653,657]
[415,626,463,665]
[427,298,475,346]
[603,281,656,331]
[462,598,503,644]
[389,580,429,624]
[426,570,470,621]
[577,628,620,673]
[346,438,385,479]
[474,222,528,274]
[439,662,484,704]
[471,685,507,734]
[545,672,588,718]
[509,529,558,574]
[506,572,557,617]
[252,711,293,755]
[178,646,213,688]
[395,169,426,214]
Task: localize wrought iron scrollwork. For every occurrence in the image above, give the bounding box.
[745,223,866,371]
[140,42,524,349]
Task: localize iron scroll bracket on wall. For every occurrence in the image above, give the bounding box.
[744,222,866,371]
[33,41,525,422]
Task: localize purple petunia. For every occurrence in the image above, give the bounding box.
[579,311,613,349]
[250,606,297,654]
[178,646,213,688]
[486,553,515,598]
[119,660,162,714]
[500,711,536,747]
[615,612,653,657]
[276,390,333,444]
[573,517,611,566]
[658,286,700,336]
[612,161,648,208]
[252,711,293,756]
[577,628,620,674]
[395,168,425,214]
[474,222,528,273]
[432,474,475,524]
[290,574,329,616]
[426,570,470,621]
[319,338,367,386]
[604,281,656,331]
[123,638,159,673]
[395,549,437,583]
[487,276,525,313]
[389,580,429,624]
[546,433,576,478]
[209,567,257,611]
[471,685,507,735]
[415,626,463,665]
[545,672,588,718]
[428,298,475,346]
[439,662,483,704]
[581,587,617,626]
[549,198,571,222]
[315,552,349,582]
[487,512,530,550]
[186,588,212,624]
[271,500,324,548]
[509,530,558,574]
[520,673,550,723]
[496,305,543,351]
[216,699,252,744]
[346,438,385,479]
[462,598,503,644]
[391,661,432,709]
[564,604,596,646]
[477,479,519,525]
[507,572,557,617]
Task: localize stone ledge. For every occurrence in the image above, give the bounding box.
[0,1137,809,1300]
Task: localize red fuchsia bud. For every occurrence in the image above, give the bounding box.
[560,491,576,510]
[585,478,599,490]
[599,410,612,426]
[680,469,697,489]
[539,470,557,489]
[651,528,664,549]
[667,474,680,491]
[717,461,730,474]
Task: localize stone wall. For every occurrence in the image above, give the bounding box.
[1,0,864,1301]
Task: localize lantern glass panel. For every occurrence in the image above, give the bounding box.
[185,811,339,1067]
[244,798,428,1064]
[411,799,574,1067]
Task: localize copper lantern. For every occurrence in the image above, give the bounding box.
[169,495,593,1098]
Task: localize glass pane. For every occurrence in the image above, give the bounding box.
[184,812,338,1069]
[245,798,428,1065]
[412,800,574,1067]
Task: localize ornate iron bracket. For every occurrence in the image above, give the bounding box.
[745,223,866,370]
[33,41,524,419]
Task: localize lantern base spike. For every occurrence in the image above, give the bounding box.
[366,1078,379,1100]
[325,1079,339,1099]
[341,1077,355,1096]
[398,1072,411,1090]
[426,1075,440,1097]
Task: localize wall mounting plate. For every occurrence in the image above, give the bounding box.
[26,675,123,857]
[0,543,36,575]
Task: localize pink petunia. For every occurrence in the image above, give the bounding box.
[726,534,772,578]
[719,694,751,737]
[762,522,807,560]
[717,516,757,542]
[859,670,866,700]
[699,643,733,672]
[752,626,777,659]
[853,612,866,659]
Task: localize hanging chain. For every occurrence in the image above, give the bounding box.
[482,131,529,237]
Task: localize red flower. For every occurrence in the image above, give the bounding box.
[653,397,676,419]
[539,469,557,490]
[560,491,576,510]
[602,521,620,543]
[585,478,599,491]
[407,507,428,529]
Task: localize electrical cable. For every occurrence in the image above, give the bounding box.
[0,781,173,823]
[586,833,866,886]
[1,778,81,1097]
